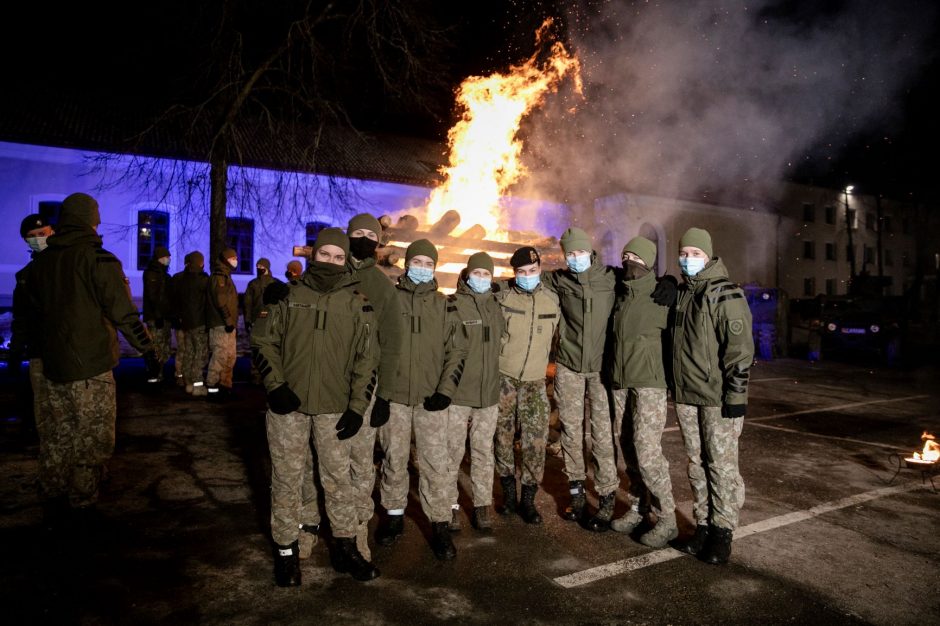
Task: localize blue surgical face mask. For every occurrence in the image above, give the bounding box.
[566,253,591,273]
[467,275,491,293]
[407,266,434,284]
[516,274,541,291]
[679,257,707,277]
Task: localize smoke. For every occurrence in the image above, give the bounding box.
[518,0,937,205]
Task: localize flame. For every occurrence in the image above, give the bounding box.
[426,18,582,241]
[912,431,939,463]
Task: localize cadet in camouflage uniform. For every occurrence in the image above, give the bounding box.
[168,255,189,387]
[27,193,157,523]
[143,245,173,383]
[173,252,210,396]
[446,252,505,533]
[206,248,239,398]
[670,228,754,565]
[251,228,379,586]
[375,239,467,561]
[244,258,279,385]
[608,237,678,547]
[542,227,619,531]
[495,246,560,525]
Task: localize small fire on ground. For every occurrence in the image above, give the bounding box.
[905,431,939,466]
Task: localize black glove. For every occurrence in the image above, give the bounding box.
[722,404,746,418]
[263,281,291,305]
[651,275,679,307]
[370,396,390,428]
[336,409,363,440]
[143,349,161,380]
[423,392,452,412]
[224,325,235,334]
[268,384,301,414]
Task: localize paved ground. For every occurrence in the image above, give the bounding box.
[1,357,938,625]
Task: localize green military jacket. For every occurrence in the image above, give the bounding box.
[27,226,152,382]
[143,259,172,323]
[244,273,278,325]
[451,278,505,408]
[497,281,560,382]
[543,255,617,374]
[250,270,377,416]
[671,258,755,407]
[386,275,468,407]
[611,270,669,390]
[207,259,239,328]
[347,256,403,400]
[172,266,209,331]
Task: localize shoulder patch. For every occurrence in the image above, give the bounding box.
[728,319,746,336]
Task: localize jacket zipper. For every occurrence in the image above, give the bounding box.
[519,293,535,379]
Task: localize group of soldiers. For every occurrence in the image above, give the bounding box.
[11,192,754,590]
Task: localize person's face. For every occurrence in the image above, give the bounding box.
[515,262,540,277]
[622,251,646,266]
[565,248,590,259]
[349,228,378,242]
[469,268,492,280]
[315,244,346,266]
[26,225,54,238]
[679,246,708,259]
[409,255,435,270]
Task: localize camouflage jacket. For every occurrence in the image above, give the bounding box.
[496,280,560,382]
[347,256,403,400]
[206,259,239,328]
[451,278,505,408]
[611,270,669,390]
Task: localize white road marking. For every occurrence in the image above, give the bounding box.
[552,482,924,588]
[746,422,911,451]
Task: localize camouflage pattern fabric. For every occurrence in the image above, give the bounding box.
[40,370,116,507]
[146,322,172,367]
[554,363,619,496]
[349,390,379,524]
[496,375,550,486]
[181,327,208,385]
[412,405,452,523]
[675,403,745,530]
[300,445,321,527]
[207,326,236,388]
[377,401,414,512]
[174,329,185,379]
[310,412,360,538]
[611,389,647,504]
[29,359,53,493]
[448,404,498,507]
[622,387,675,518]
[267,410,315,545]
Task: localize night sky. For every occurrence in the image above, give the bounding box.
[2,0,937,203]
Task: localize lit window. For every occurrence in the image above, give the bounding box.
[226,217,254,275]
[137,210,170,270]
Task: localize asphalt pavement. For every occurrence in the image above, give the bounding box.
[1,356,938,625]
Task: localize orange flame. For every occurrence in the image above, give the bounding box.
[426,18,582,241]
[912,431,939,463]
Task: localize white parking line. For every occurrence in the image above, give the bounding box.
[552,482,924,588]
[747,422,911,451]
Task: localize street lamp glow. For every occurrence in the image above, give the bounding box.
[844,185,854,193]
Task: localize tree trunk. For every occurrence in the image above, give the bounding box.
[210,157,228,263]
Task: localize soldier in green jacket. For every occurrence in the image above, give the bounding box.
[608,237,678,548]
[446,252,505,532]
[172,252,210,397]
[206,248,239,399]
[251,228,379,586]
[243,257,278,333]
[495,246,560,525]
[542,227,619,531]
[143,246,172,384]
[670,228,754,565]
[27,192,157,524]
[375,239,468,561]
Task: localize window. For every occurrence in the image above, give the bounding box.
[885,250,894,267]
[226,217,254,274]
[824,205,836,225]
[137,210,170,270]
[803,277,816,297]
[882,215,892,233]
[863,245,875,265]
[866,212,876,231]
[825,242,836,261]
[39,200,63,226]
[305,221,332,248]
[802,203,815,222]
[846,245,855,263]
[802,241,815,260]
[825,278,836,296]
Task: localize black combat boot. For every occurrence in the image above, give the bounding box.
[563,480,586,521]
[698,526,733,565]
[585,492,616,532]
[273,540,302,587]
[334,537,381,580]
[430,522,457,560]
[519,483,542,525]
[499,476,517,516]
[376,512,404,546]
[472,506,493,532]
[671,524,709,555]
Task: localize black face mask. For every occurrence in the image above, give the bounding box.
[622,259,651,280]
[256,268,267,278]
[349,236,379,260]
[307,260,347,292]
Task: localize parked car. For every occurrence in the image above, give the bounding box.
[818,296,904,366]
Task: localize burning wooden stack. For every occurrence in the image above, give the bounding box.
[375,209,565,291]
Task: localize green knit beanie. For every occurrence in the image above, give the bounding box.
[153,246,171,260]
[466,251,494,274]
[347,213,382,237]
[312,227,350,256]
[406,239,438,264]
[679,227,713,258]
[560,227,592,254]
[621,236,656,267]
[58,192,101,229]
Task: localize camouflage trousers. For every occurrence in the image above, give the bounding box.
[146,322,172,368]
[378,402,450,522]
[38,370,116,507]
[496,376,550,486]
[173,329,185,379]
[554,363,619,495]
[180,327,208,385]
[613,388,675,517]
[207,326,236,388]
[675,403,745,530]
[446,404,498,507]
[267,410,364,543]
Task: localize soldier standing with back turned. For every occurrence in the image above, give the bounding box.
[206,248,239,399]
[142,245,173,384]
